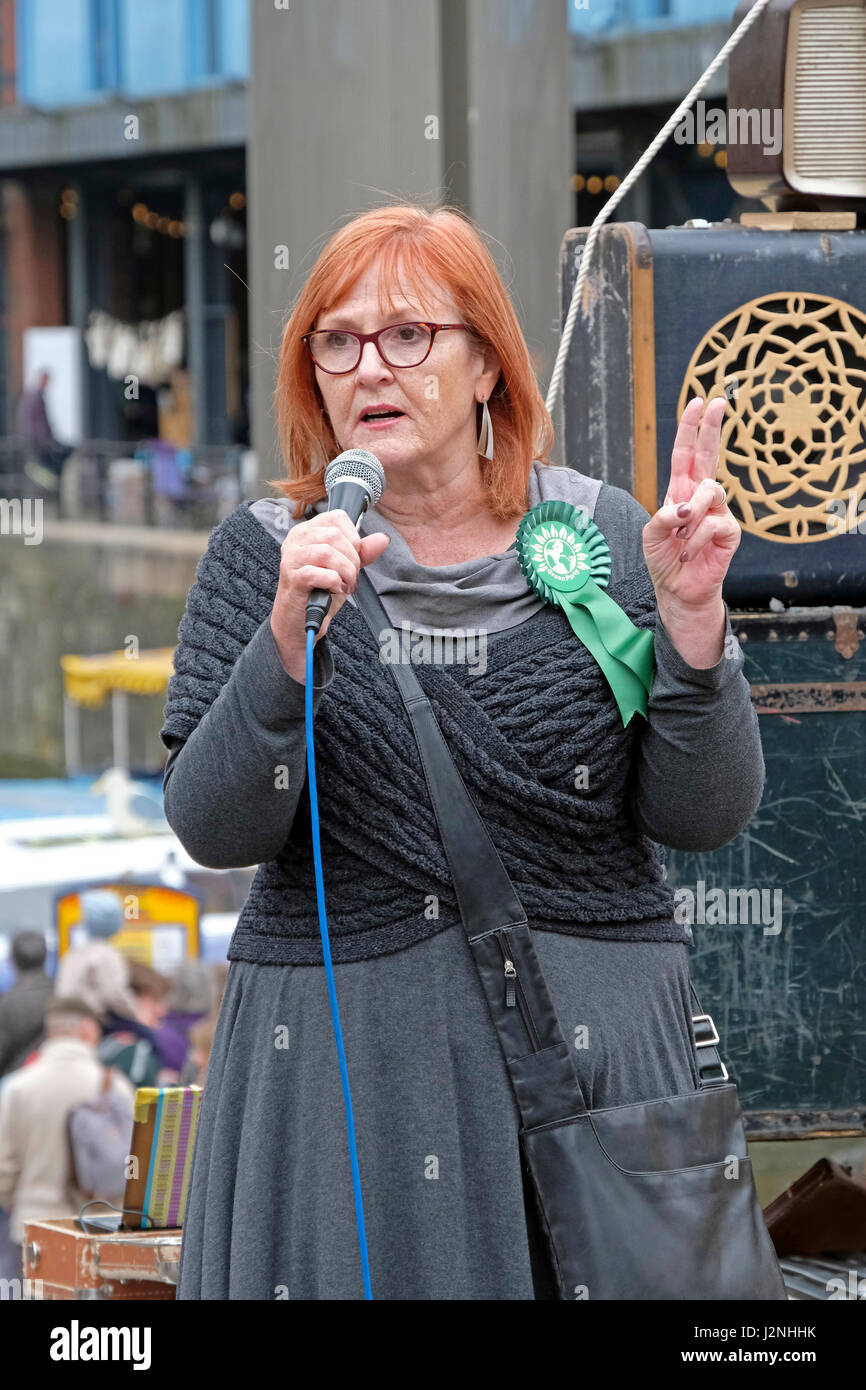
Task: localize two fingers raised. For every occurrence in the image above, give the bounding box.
[666,395,727,504]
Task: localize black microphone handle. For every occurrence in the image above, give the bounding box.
[304,480,373,633]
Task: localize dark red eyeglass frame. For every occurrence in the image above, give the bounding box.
[301,321,468,374]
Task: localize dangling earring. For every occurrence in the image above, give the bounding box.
[476,397,494,460]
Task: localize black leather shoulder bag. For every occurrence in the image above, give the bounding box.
[355,570,786,1301]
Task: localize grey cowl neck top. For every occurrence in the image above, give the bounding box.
[250,459,604,635]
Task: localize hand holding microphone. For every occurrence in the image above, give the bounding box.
[270,449,389,684]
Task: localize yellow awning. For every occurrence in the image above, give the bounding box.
[60,648,176,709]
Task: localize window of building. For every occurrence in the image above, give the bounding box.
[16,0,250,107]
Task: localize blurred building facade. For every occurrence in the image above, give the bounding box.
[569,0,747,234]
[0,0,249,453]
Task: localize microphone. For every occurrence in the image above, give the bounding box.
[304,448,387,634]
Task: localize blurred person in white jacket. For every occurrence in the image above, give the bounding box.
[0,997,134,1270]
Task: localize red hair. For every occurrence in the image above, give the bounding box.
[268,201,555,520]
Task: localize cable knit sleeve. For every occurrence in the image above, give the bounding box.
[159,505,335,869]
[592,484,765,853]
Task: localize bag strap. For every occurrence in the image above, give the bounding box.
[353,571,727,1096]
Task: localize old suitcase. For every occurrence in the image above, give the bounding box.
[763,1158,866,1257]
[22,1218,179,1300]
[559,220,866,607]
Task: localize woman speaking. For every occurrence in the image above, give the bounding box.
[160,202,762,1300]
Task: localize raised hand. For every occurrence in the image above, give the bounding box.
[641,396,740,667]
[642,396,741,606]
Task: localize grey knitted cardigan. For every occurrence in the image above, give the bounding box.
[160,501,684,966]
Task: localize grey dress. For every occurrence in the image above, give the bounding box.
[166,463,763,1300]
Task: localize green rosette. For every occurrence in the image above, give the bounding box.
[515,500,654,726]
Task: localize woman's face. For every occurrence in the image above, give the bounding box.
[312,257,501,476]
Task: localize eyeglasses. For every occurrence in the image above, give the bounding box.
[301,321,468,374]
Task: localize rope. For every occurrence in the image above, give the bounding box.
[545,0,775,418]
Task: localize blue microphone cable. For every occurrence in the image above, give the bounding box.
[305,626,373,1300]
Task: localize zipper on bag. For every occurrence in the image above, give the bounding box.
[503,959,517,1008]
[495,930,543,1051]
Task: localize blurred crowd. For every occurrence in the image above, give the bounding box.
[0,890,226,1281]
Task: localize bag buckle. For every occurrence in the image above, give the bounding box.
[691,1012,720,1048]
[691,1012,728,1083]
[697,1058,729,1084]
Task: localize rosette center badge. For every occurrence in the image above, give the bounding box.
[529,523,591,593]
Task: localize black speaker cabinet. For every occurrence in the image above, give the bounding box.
[558,221,866,607]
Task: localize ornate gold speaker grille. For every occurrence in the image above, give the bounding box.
[678,292,866,545]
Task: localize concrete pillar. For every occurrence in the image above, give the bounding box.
[247,0,570,481]
[464,0,572,393]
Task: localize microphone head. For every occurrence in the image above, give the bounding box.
[324,449,386,506]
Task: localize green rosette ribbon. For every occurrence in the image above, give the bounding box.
[515,500,654,726]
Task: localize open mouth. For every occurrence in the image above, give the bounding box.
[360,409,405,423]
